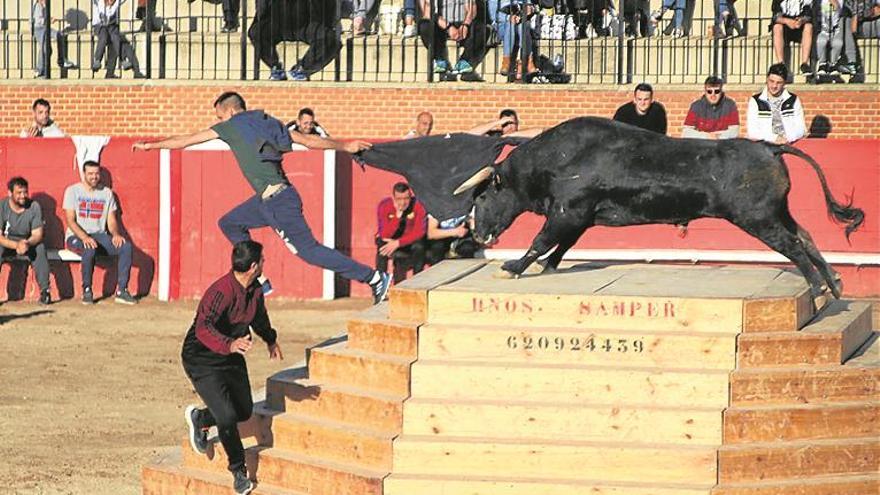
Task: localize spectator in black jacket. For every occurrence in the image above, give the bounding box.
[612,83,668,135]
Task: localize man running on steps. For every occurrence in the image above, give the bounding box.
[181,240,281,495]
[133,91,391,303]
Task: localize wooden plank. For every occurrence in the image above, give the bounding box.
[384,475,712,495]
[742,272,813,333]
[417,324,737,369]
[391,436,719,484]
[712,474,880,495]
[428,291,745,333]
[401,398,723,444]
[409,361,731,408]
[256,448,385,495]
[724,402,880,443]
[389,259,487,322]
[718,437,880,482]
[272,413,395,471]
[730,367,880,406]
[308,343,413,396]
[346,310,419,358]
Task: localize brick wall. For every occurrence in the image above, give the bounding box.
[1,82,878,139]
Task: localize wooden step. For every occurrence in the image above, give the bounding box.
[391,435,719,484]
[271,412,395,471]
[384,474,714,495]
[410,360,731,408]
[181,436,265,475]
[254,448,385,495]
[712,473,880,495]
[730,366,880,406]
[389,259,488,322]
[718,437,880,483]
[307,342,413,396]
[737,301,872,368]
[418,323,737,369]
[724,401,880,443]
[402,397,722,445]
[346,302,419,358]
[142,462,303,495]
[427,264,812,333]
[266,374,405,432]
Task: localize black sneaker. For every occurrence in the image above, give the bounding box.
[115,289,138,305]
[233,469,254,495]
[837,62,858,75]
[221,22,239,33]
[816,63,829,76]
[799,62,812,75]
[184,405,209,455]
[38,290,51,306]
[82,287,95,305]
[369,271,391,305]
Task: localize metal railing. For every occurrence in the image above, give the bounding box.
[1,0,877,84]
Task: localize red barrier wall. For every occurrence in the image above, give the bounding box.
[0,137,157,301]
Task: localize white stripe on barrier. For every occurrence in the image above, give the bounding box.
[322,150,336,300]
[483,249,880,266]
[158,149,171,301]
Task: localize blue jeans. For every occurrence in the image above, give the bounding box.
[404,0,416,18]
[497,17,535,57]
[661,0,685,28]
[218,185,374,283]
[66,232,133,291]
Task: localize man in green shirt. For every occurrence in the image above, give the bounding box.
[134,92,391,303]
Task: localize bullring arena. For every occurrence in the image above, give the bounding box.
[2,0,880,493]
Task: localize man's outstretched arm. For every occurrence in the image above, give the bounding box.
[290,130,371,154]
[133,129,219,151]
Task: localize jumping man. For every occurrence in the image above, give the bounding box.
[133,92,391,303]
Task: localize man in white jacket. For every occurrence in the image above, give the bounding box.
[747,63,806,144]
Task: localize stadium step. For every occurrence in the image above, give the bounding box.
[345,302,419,358]
[391,435,719,484]
[307,341,413,396]
[723,401,880,444]
[271,412,396,471]
[388,259,488,322]
[401,397,723,445]
[736,300,872,368]
[711,473,880,495]
[142,461,305,495]
[730,365,880,406]
[717,437,880,483]
[383,474,714,495]
[266,374,405,432]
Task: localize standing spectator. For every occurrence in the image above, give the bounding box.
[63,160,137,305]
[418,0,489,81]
[747,63,806,144]
[815,0,846,76]
[181,240,282,495]
[770,0,814,76]
[31,0,76,78]
[91,0,122,77]
[376,182,428,283]
[0,177,52,305]
[612,83,668,135]
[404,111,434,138]
[286,108,329,137]
[682,76,740,139]
[20,99,65,138]
[853,0,880,38]
[489,0,538,78]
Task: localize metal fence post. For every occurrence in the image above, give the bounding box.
[617,0,625,84]
[145,0,152,78]
[44,0,51,79]
[240,0,247,80]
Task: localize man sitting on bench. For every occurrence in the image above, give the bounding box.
[63,160,137,305]
[0,176,52,305]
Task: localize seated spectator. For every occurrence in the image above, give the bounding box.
[404,111,434,138]
[682,76,740,139]
[468,108,544,138]
[426,213,478,266]
[0,177,52,305]
[622,0,651,37]
[713,0,743,37]
[92,0,143,78]
[854,0,880,38]
[31,0,76,78]
[815,0,846,76]
[613,83,668,135]
[287,108,329,137]
[747,63,806,144]
[352,0,381,35]
[376,182,428,284]
[253,0,340,81]
[402,0,418,37]
[650,0,686,37]
[770,0,814,76]
[63,160,137,305]
[20,99,65,138]
[489,0,538,79]
[418,0,489,81]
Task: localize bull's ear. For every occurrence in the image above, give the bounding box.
[453,166,494,195]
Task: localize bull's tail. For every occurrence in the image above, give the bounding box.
[775,144,864,240]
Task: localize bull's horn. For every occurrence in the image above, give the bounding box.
[453,166,494,195]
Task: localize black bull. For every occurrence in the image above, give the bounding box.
[359,117,864,299]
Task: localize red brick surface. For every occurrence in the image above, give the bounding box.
[1,82,878,139]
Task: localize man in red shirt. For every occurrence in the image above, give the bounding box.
[681,76,740,140]
[376,182,428,283]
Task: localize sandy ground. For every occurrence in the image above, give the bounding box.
[0,296,372,495]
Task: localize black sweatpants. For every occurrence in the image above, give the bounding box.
[248,0,341,75]
[183,362,253,473]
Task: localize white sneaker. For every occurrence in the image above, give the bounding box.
[402,24,416,38]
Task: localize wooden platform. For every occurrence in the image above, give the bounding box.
[143,261,880,494]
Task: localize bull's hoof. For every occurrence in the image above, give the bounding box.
[813,293,829,312]
[492,269,517,279]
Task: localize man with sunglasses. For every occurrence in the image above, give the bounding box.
[682,76,740,139]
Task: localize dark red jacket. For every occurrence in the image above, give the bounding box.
[376,197,427,247]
